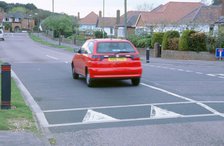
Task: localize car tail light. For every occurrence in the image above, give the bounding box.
[131,55,140,60]
[90,55,104,61]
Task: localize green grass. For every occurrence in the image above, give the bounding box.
[0,77,37,132]
[29,33,74,52]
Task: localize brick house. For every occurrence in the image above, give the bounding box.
[3,12,35,32]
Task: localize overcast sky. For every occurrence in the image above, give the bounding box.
[5,0,212,17]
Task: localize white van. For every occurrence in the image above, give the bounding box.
[0,29,4,41]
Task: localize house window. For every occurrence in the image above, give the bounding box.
[15,18,20,22]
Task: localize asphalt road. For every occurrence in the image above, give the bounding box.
[1,33,224,146]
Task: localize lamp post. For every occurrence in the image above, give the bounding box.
[124,0,127,39]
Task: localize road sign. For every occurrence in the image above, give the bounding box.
[215,48,224,59]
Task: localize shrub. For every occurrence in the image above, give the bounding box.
[151,32,164,47]
[189,32,207,52]
[128,34,139,47]
[167,38,179,50]
[136,38,151,48]
[94,30,107,38]
[206,36,216,53]
[215,33,224,48]
[128,34,151,48]
[179,30,196,51]
[162,31,180,50]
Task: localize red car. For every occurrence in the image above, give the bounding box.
[71,39,142,87]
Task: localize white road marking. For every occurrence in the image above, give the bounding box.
[82,109,118,123]
[43,101,193,113]
[140,83,224,118]
[195,72,203,75]
[46,55,59,60]
[144,64,224,79]
[47,114,217,128]
[150,105,183,119]
[206,74,216,77]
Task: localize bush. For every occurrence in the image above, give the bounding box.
[136,38,151,48]
[162,31,180,50]
[167,38,179,50]
[94,30,107,38]
[128,34,151,48]
[206,36,216,53]
[179,30,196,51]
[215,33,224,48]
[151,32,164,47]
[128,34,139,47]
[189,32,207,52]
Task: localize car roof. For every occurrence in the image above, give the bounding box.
[88,38,130,43]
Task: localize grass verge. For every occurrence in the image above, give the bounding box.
[0,76,37,133]
[29,33,74,52]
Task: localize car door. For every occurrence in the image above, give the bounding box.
[79,41,94,76]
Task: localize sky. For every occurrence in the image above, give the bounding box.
[5,0,212,17]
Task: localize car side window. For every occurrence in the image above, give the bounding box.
[87,42,94,54]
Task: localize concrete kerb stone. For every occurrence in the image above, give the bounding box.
[11,70,53,146]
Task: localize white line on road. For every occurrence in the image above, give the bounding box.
[43,101,193,113]
[140,83,224,118]
[46,55,59,60]
[47,113,217,128]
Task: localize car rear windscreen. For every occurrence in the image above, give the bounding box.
[97,42,136,53]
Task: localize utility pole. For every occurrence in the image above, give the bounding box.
[52,0,54,13]
[103,0,105,38]
[124,0,127,39]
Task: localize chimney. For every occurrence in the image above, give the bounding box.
[99,11,102,18]
[116,10,120,25]
[77,12,80,20]
[222,0,224,16]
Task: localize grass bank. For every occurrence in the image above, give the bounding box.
[29,33,74,52]
[0,76,37,132]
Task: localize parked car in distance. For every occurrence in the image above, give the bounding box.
[0,29,4,41]
[71,39,142,87]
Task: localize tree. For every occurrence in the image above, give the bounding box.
[42,14,78,45]
[8,6,28,13]
[212,0,222,5]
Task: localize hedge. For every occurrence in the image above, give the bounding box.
[128,34,151,48]
[189,32,206,52]
[151,32,164,47]
[162,31,180,50]
[179,30,196,51]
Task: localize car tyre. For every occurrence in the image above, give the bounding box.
[72,65,79,79]
[86,71,94,87]
[131,78,140,86]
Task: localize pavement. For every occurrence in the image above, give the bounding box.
[0,131,47,146]
[0,32,74,146]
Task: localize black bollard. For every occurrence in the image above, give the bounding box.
[146,47,150,63]
[1,63,11,109]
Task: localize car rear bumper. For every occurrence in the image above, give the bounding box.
[89,67,142,79]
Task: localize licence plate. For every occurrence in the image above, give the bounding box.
[108,58,127,61]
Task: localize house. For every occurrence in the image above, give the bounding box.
[97,17,116,36]
[135,2,204,34]
[3,12,35,32]
[116,11,145,38]
[179,5,222,35]
[0,8,5,28]
[79,11,98,34]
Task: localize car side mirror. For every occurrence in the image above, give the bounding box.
[74,48,82,53]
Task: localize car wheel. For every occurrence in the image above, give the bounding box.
[72,65,79,79]
[131,78,140,86]
[86,71,94,87]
